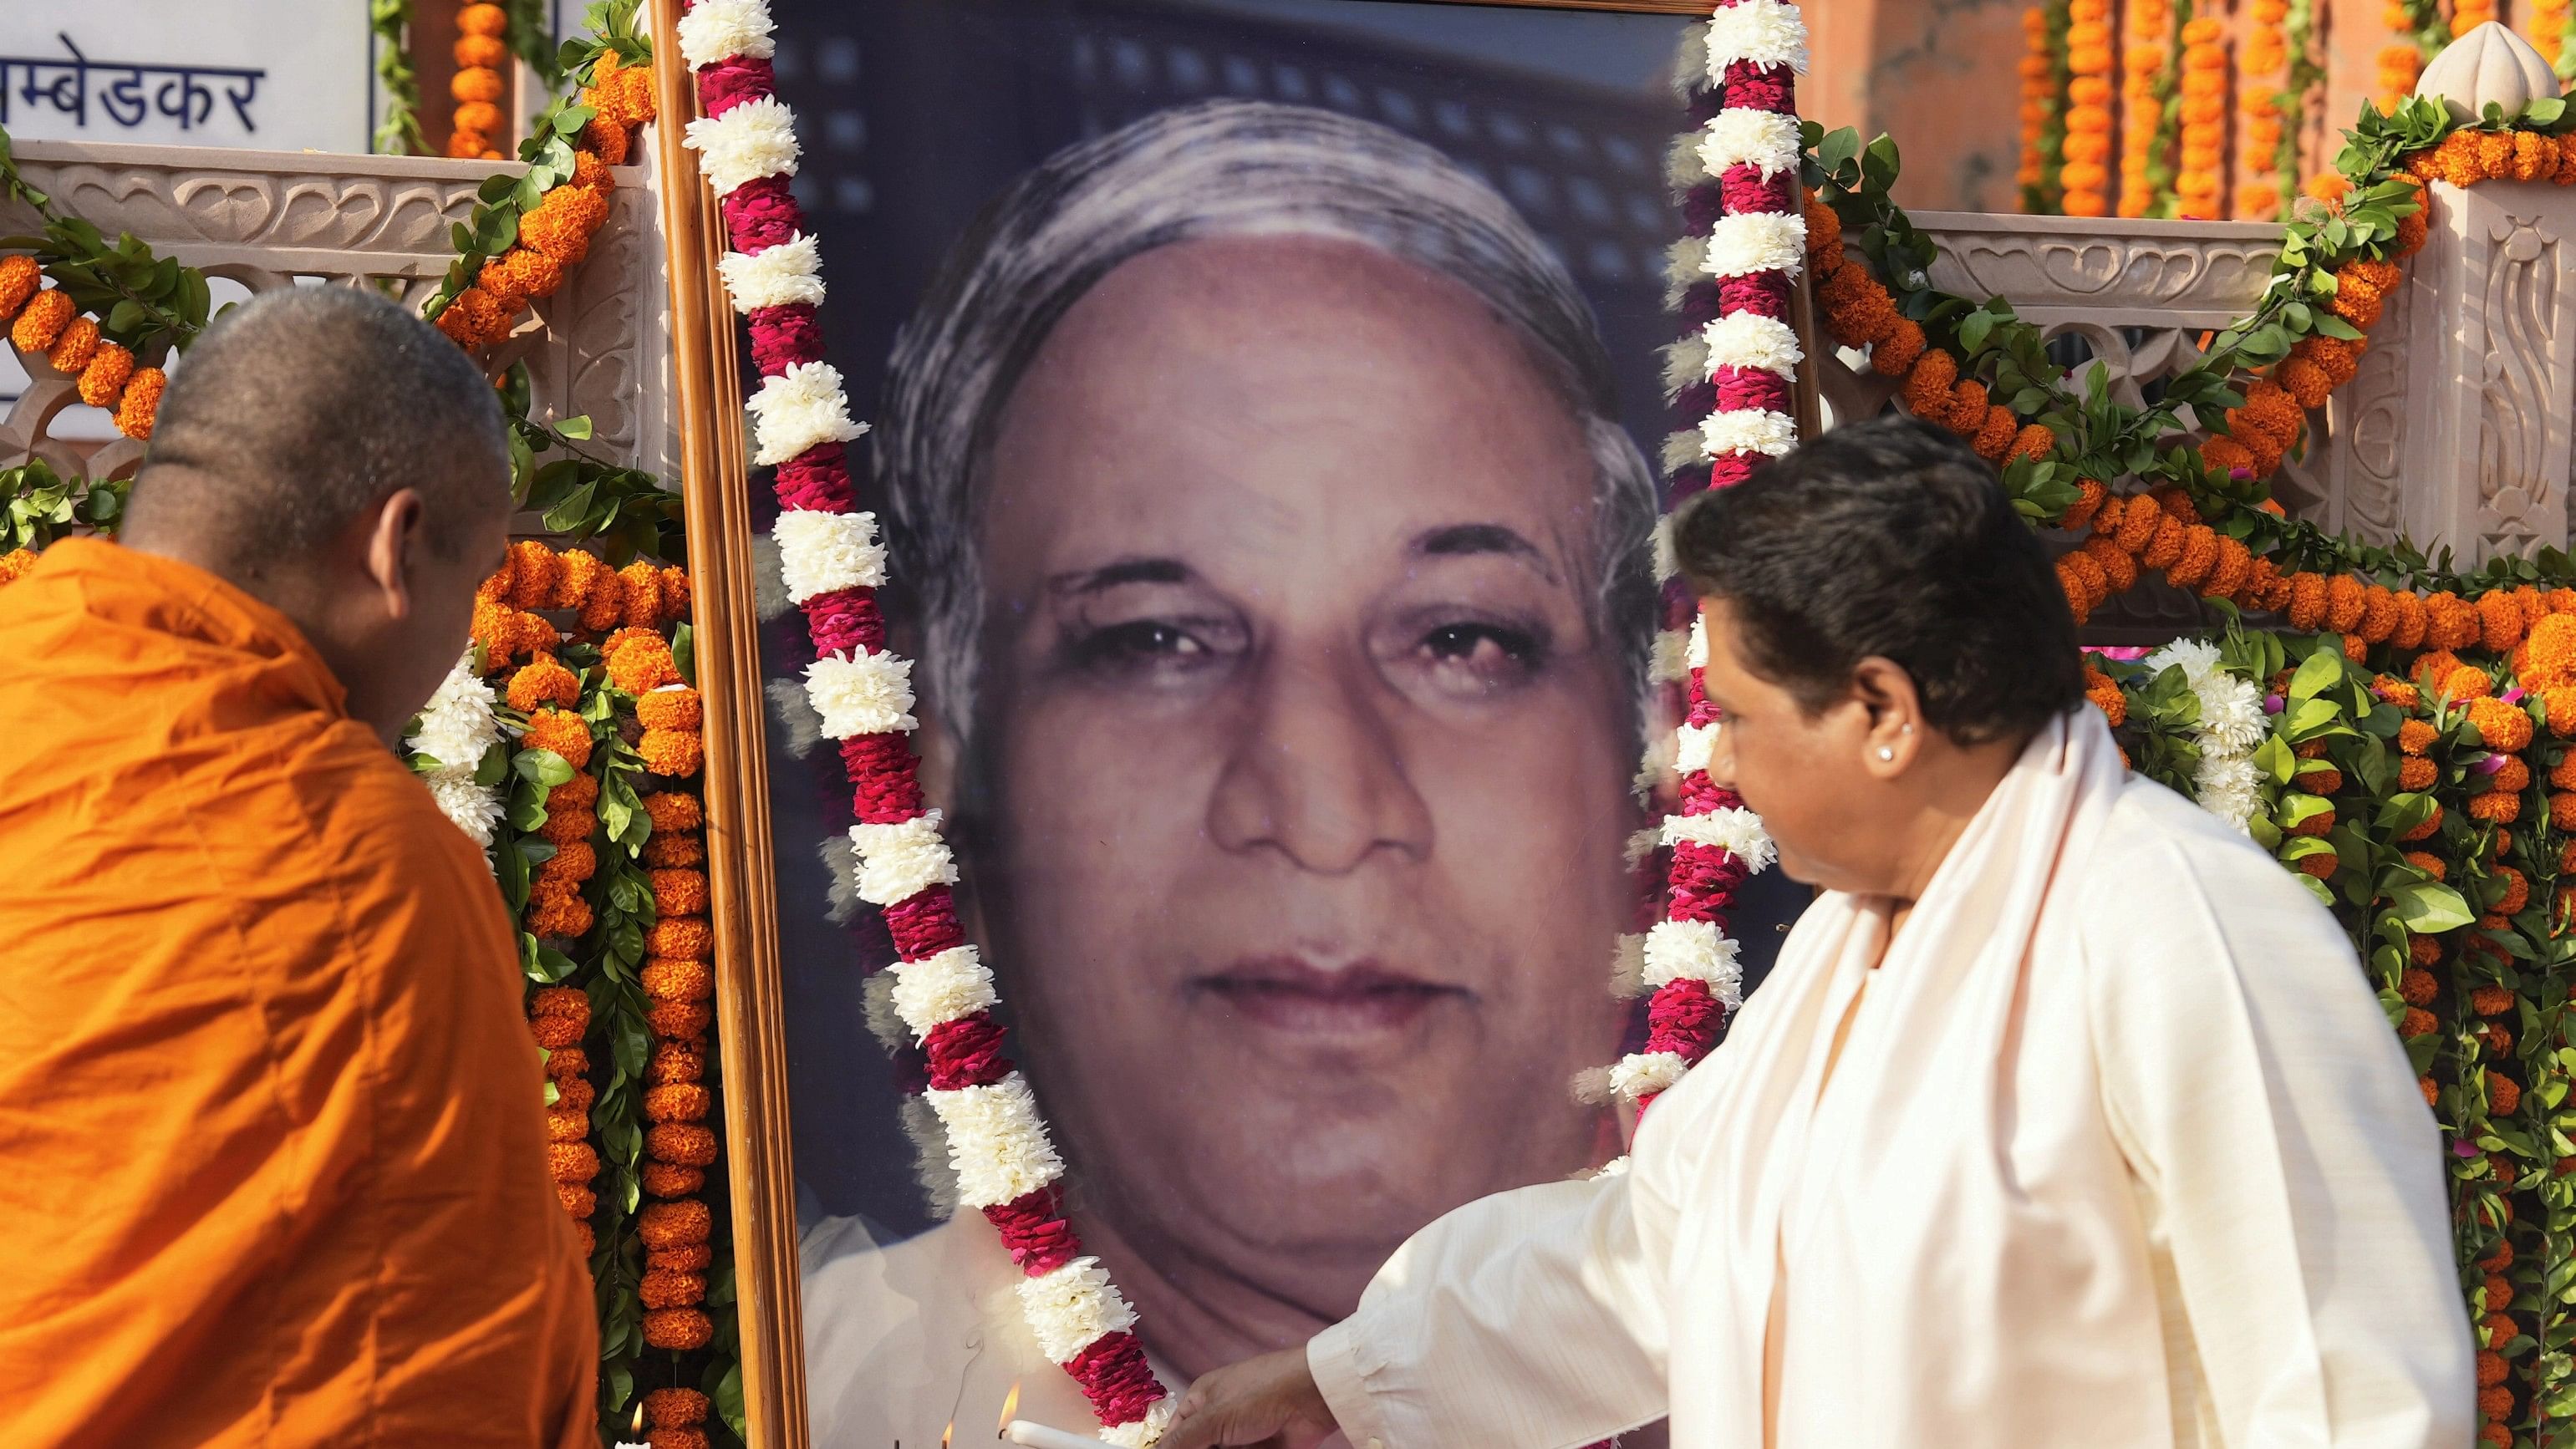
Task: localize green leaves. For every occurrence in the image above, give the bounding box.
[2389,878,2476,934]
[0,462,130,552]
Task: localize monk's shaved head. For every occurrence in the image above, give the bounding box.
[125,285,510,564]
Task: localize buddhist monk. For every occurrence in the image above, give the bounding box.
[0,286,597,1446]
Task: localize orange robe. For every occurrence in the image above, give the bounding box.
[0,539,598,1446]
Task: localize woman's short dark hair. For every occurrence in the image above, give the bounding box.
[1670,415,2084,745]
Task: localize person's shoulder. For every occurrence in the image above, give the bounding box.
[2071,772,2365,1008]
[2085,772,2324,919]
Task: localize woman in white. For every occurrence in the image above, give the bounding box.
[1163,416,2474,1449]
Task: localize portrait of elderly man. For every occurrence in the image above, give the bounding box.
[792,95,1777,1445]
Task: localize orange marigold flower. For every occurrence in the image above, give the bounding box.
[2139,514,2188,571]
[2374,673,2421,709]
[1900,348,1958,423]
[2400,966,2440,1004]
[9,287,73,352]
[455,33,509,70]
[2491,1075,2523,1114]
[649,1244,714,1276]
[2202,536,2252,601]
[2058,565,2095,625]
[2008,422,2055,465]
[527,886,594,940]
[2288,806,2336,838]
[652,1040,708,1084]
[2286,572,2329,630]
[2553,791,2576,830]
[2526,613,2576,689]
[454,100,504,138]
[642,1162,705,1200]
[2477,1350,2508,1387]
[2398,718,2436,756]
[1871,318,1927,378]
[2277,355,2332,410]
[644,1308,714,1351]
[2293,334,2363,388]
[2295,852,2336,880]
[641,1268,707,1310]
[619,560,664,628]
[521,707,595,770]
[2165,526,2219,590]
[494,246,568,306]
[646,1387,711,1428]
[545,1045,591,1081]
[643,956,714,1003]
[2468,790,2522,823]
[2426,592,2482,650]
[2487,756,2532,793]
[2399,796,2441,835]
[78,340,135,409]
[578,572,627,633]
[646,1082,713,1124]
[435,286,509,349]
[642,791,703,833]
[549,550,607,613]
[547,1141,600,1184]
[45,314,99,374]
[638,686,702,734]
[2479,591,2526,653]
[647,917,712,961]
[0,547,37,588]
[2061,551,2108,609]
[457,1,507,33]
[554,1077,597,1116]
[545,1106,588,1143]
[2473,986,2517,1018]
[537,839,598,889]
[2467,697,2534,753]
[644,832,705,867]
[505,541,558,611]
[1970,405,2019,462]
[2200,435,2256,478]
[2329,271,2384,330]
[649,867,710,917]
[531,1011,584,1050]
[0,253,38,318]
[639,1196,713,1248]
[649,1122,720,1167]
[2324,575,2367,633]
[2495,867,2530,915]
[112,366,165,440]
[2447,666,2493,701]
[608,633,680,694]
[555,1183,596,1218]
[451,67,505,104]
[648,999,712,1043]
[507,654,581,713]
[2479,1384,2513,1419]
[2404,850,2446,882]
[2398,1007,2437,1038]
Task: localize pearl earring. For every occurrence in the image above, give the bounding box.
[1877,746,1895,761]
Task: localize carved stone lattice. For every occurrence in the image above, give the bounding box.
[0,138,673,490]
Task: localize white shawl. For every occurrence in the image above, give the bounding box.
[1312,710,2472,1449]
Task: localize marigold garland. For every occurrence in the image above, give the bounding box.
[2175,13,2229,218]
[450,3,510,161]
[2237,0,2290,220]
[434,51,658,353]
[0,254,169,441]
[2119,0,2177,216]
[2064,0,2116,216]
[2021,3,2070,210]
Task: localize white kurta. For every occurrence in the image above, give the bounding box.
[1309,711,2474,1449]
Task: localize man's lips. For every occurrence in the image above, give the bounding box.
[1189,957,1469,1034]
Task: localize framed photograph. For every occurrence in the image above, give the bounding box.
[654,3,1802,1444]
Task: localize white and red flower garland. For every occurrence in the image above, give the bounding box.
[674,3,1172,1443]
[1606,0,1801,1113]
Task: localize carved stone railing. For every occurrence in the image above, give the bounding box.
[0,139,673,486]
[1815,183,2576,572]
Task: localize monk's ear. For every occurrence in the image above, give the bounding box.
[359,488,426,622]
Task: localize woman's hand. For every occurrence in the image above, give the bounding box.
[1160,1346,1341,1449]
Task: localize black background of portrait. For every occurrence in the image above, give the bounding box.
[754,0,1807,1240]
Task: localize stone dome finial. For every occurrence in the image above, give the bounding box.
[2416,21,2563,123]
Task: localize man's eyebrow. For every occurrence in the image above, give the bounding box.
[1412,522,1556,580]
[1048,557,1193,596]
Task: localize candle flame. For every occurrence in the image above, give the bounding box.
[999,1383,1022,1435]
[632,1403,645,1433]
[942,1421,954,1449]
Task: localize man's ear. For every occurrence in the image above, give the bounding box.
[362,488,428,622]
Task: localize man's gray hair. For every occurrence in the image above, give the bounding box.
[876,98,1659,755]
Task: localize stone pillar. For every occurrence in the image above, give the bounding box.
[2397,179,2576,562]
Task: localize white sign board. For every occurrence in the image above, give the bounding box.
[0,3,372,155]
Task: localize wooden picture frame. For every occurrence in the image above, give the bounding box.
[652,2,1730,1443]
